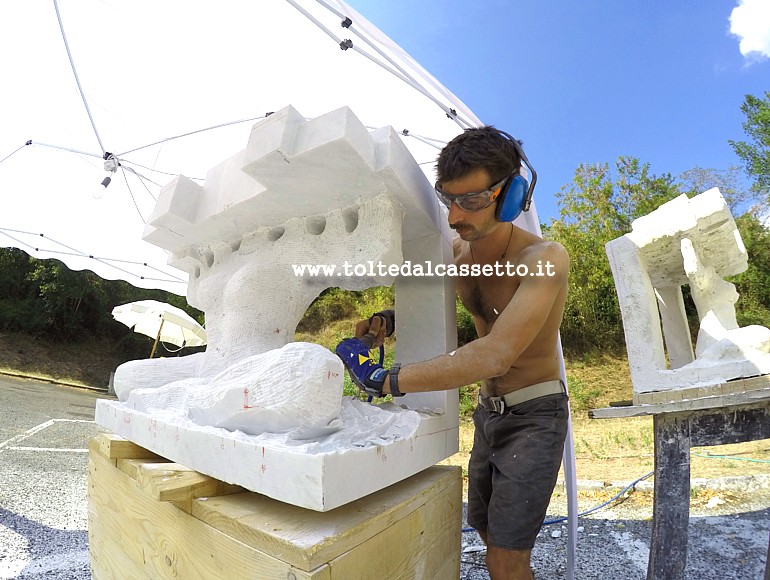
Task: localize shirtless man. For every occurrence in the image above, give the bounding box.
[336,126,569,580]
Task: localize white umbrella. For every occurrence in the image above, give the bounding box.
[112,300,207,358]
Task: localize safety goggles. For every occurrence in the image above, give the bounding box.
[434,174,511,212]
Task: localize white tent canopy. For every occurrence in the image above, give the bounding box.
[0,0,485,295]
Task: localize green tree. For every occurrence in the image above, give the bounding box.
[30,259,112,339]
[676,166,769,327]
[731,210,770,328]
[544,157,682,352]
[730,91,770,201]
[0,248,48,333]
[677,166,749,212]
[0,246,203,350]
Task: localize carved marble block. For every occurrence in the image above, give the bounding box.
[95,105,459,511]
[605,188,770,394]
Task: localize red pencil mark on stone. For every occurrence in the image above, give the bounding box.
[243,388,255,409]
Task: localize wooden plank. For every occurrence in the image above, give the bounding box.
[93,433,162,460]
[591,387,770,419]
[438,552,462,580]
[393,520,460,580]
[115,458,199,514]
[647,414,691,580]
[90,435,462,578]
[188,465,462,571]
[328,477,462,580]
[88,454,148,574]
[116,457,168,480]
[133,461,245,502]
[633,374,770,399]
[88,437,113,465]
[632,374,770,406]
[88,445,328,580]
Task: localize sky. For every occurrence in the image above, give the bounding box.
[0,0,768,292]
[345,0,770,220]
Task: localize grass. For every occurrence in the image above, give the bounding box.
[3,320,769,487]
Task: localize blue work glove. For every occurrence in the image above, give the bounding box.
[335,337,388,398]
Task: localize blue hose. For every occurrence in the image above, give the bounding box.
[461,470,655,533]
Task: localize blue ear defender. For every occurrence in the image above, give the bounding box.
[494,131,537,222]
[495,173,529,222]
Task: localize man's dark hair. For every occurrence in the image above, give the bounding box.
[436,126,521,185]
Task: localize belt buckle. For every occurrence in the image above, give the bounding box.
[484,395,505,414]
[479,394,506,414]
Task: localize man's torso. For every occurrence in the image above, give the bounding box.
[454,230,567,397]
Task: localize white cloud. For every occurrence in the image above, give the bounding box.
[730,0,770,59]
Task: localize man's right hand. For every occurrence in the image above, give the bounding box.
[335,337,389,397]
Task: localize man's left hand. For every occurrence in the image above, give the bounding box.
[354,314,388,348]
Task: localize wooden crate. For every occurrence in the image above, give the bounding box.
[88,434,462,580]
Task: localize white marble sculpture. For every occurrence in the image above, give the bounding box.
[95,105,459,510]
[606,188,770,394]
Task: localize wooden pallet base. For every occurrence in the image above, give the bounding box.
[88,434,462,580]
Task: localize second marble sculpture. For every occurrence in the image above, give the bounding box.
[606,188,770,394]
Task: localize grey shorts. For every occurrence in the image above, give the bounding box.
[467,392,569,550]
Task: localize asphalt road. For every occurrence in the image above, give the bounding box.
[0,375,768,579]
[0,375,108,579]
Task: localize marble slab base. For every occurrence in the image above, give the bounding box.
[95,399,458,512]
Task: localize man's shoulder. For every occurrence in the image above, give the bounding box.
[517,238,569,282]
[519,236,568,262]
